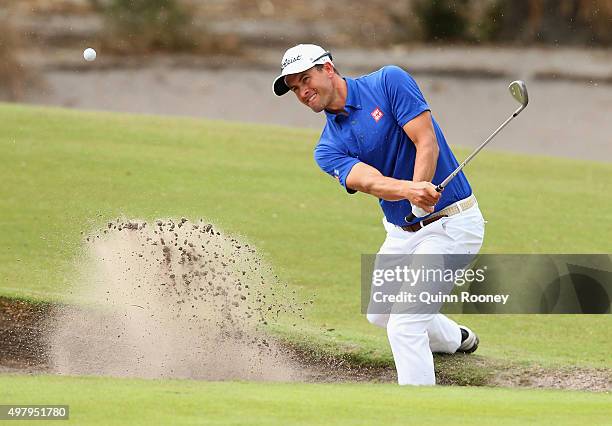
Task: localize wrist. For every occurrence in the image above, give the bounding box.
[401,181,415,200]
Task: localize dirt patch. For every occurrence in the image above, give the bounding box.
[0,297,50,368]
[2,295,611,390]
[491,364,612,392]
[0,290,391,384]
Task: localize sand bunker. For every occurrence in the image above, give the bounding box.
[48,218,304,381]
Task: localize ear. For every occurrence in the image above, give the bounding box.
[323,61,335,76]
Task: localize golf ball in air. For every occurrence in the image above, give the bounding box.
[83,48,97,62]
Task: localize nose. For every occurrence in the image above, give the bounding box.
[300,86,311,103]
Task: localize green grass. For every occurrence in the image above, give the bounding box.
[1,103,611,371]
[1,375,610,425]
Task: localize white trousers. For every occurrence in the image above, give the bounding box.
[367,200,485,385]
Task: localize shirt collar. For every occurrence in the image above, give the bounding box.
[344,77,362,110]
[325,77,362,121]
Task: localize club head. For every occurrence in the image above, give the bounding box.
[508,80,528,108]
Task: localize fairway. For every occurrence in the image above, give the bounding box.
[1,375,610,425]
[0,104,611,424]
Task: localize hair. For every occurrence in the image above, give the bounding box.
[314,63,340,76]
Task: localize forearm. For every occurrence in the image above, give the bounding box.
[345,162,439,207]
[357,175,411,201]
[412,137,439,182]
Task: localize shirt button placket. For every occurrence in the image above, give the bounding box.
[351,118,365,154]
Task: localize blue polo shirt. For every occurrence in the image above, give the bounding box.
[314,65,472,226]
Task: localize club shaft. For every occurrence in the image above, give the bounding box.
[438,104,525,190]
[405,84,528,223]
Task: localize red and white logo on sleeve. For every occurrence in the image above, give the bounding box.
[371,107,384,122]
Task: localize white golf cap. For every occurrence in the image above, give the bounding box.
[272,44,333,96]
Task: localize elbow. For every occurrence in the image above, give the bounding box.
[433,136,440,154]
[426,134,439,156]
[419,134,439,162]
[414,133,439,154]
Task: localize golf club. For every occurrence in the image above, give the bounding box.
[406,80,529,222]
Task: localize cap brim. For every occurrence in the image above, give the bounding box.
[272,61,318,96]
[272,57,333,96]
[273,74,290,97]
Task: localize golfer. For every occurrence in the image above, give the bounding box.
[273,44,485,386]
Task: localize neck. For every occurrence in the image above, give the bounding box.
[325,77,348,115]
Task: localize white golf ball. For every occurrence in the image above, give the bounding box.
[83,48,97,62]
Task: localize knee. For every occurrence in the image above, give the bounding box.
[386,314,431,336]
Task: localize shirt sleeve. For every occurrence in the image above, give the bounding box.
[314,138,360,194]
[381,65,431,127]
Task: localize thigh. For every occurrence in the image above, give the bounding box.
[368,226,406,323]
[413,205,485,255]
[439,205,486,255]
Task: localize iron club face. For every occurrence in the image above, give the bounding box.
[509,80,529,108]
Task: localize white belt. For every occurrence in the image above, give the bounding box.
[430,193,477,220]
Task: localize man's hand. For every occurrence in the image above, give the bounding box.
[404,181,440,213]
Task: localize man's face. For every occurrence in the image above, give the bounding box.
[284,65,334,113]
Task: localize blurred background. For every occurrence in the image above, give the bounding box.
[1,0,611,160]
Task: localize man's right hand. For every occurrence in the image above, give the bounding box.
[405,181,440,212]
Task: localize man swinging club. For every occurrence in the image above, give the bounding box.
[273,44,484,386]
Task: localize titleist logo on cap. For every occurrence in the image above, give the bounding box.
[281,55,302,69]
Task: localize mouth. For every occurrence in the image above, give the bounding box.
[306,93,317,106]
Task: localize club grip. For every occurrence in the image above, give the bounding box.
[403,186,443,223]
[411,205,430,218]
